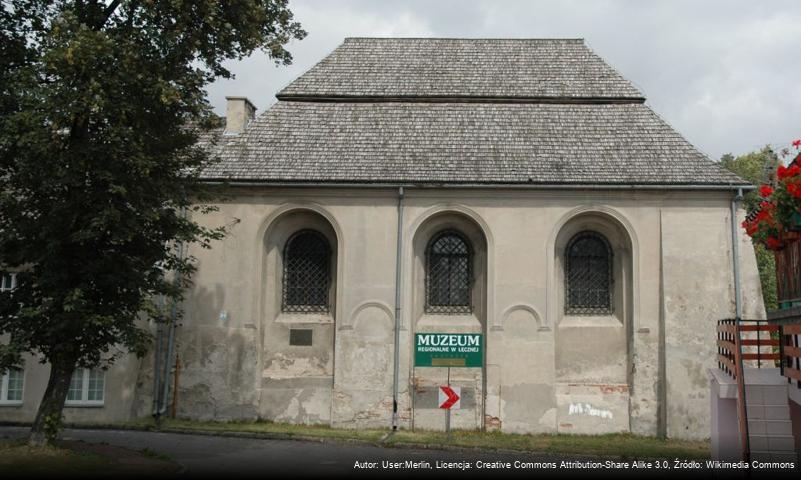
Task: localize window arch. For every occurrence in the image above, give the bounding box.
[565,231,613,314]
[282,230,331,313]
[426,231,472,313]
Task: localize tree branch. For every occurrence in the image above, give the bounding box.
[101,0,123,24]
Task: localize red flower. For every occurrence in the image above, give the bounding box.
[759,185,773,197]
[765,236,783,250]
[778,164,801,180]
[786,180,801,199]
[742,219,758,236]
[793,139,801,148]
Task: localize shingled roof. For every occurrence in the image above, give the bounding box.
[202,37,748,187]
[277,38,644,101]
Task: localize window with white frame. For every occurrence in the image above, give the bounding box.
[0,368,24,405]
[0,272,16,292]
[66,368,105,406]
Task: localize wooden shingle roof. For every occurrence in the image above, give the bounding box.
[277,38,645,101]
[202,37,748,187]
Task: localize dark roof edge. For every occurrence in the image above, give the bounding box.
[274,94,647,105]
[201,179,753,191]
[343,36,586,41]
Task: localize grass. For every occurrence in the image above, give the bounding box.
[0,439,115,476]
[387,429,710,460]
[125,416,386,442]
[0,437,179,476]
[121,417,710,460]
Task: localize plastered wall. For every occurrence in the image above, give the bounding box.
[1,187,764,440]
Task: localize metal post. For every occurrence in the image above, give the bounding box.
[171,354,180,418]
[779,325,785,378]
[392,187,404,430]
[151,319,163,417]
[790,334,801,389]
[445,367,451,441]
[757,324,761,368]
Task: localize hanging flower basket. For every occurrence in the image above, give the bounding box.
[782,230,801,242]
[743,141,801,250]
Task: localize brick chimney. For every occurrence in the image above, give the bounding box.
[224,96,256,135]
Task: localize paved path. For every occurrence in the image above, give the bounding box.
[0,426,617,477]
[0,426,795,478]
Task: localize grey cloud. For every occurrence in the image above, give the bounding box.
[207,0,801,160]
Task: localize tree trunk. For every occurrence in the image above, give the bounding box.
[28,361,75,447]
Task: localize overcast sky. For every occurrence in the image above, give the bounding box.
[207,0,801,161]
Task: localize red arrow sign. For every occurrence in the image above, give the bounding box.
[439,386,461,410]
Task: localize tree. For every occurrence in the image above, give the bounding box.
[721,147,780,310]
[0,1,305,446]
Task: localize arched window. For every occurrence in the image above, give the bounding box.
[282,230,331,313]
[565,231,613,314]
[426,231,472,313]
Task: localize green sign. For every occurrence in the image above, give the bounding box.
[414,333,483,368]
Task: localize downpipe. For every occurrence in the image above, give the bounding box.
[153,207,186,420]
[392,187,404,430]
[151,300,163,417]
[730,188,750,461]
[731,188,743,320]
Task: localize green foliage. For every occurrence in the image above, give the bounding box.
[42,412,63,445]
[720,147,780,215]
[0,1,304,374]
[720,147,780,310]
[754,244,778,310]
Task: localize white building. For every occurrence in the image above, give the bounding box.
[0,38,765,439]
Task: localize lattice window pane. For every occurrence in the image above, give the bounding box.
[283,230,331,313]
[565,232,613,315]
[87,369,104,402]
[0,273,15,292]
[67,370,84,401]
[426,231,472,314]
[5,369,23,401]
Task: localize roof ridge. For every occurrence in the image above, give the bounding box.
[274,94,646,105]
[343,37,585,41]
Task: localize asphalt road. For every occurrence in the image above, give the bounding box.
[3,425,572,477]
[0,426,793,479]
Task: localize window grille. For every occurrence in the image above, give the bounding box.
[565,231,613,314]
[282,230,331,313]
[425,231,472,313]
